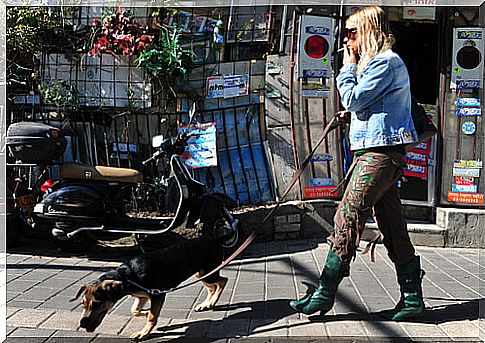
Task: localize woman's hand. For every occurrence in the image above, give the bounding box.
[343,44,357,65]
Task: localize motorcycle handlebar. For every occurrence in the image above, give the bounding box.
[142,132,193,165]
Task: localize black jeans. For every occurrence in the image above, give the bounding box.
[329,151,415,265]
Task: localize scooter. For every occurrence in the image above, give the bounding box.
[33,105,239,253]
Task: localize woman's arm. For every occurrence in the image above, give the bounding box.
[336,57,394,112]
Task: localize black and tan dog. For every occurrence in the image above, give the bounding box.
[71,232,236,340]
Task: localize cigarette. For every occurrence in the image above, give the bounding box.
[337,47,345,53]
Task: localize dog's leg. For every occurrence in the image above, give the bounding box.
[130,296,149,317]
[194,276,228,312]
[130,295,164,341]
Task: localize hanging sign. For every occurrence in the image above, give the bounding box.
[179,122,217,169]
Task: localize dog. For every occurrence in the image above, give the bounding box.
[71,229,237,340]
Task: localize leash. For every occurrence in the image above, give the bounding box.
[127,116,341,295]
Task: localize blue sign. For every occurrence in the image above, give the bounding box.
[455,97,481,107]
[456,107,481,116]
[303,69,329,78]
[457,31,483,39]
[456,79,481,89]
[305,26,330,35]
[311,154,333,162]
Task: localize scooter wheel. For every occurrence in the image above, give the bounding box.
[53,234,96,254]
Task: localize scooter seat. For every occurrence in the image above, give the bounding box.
[60,163,142,184]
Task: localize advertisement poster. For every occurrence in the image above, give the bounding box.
[207,75,249,99]
[179,122,217,169]
[404,141,430,179]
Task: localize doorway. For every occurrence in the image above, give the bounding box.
[390,20,440,204]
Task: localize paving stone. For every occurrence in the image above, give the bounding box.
[287,319,327,337]
[15,286,60,302]
[37,295,79,311]
[249,318,288,337]
[38,310,82,331]
[325,320,369,339]
[207,319,250,338]
[7,280,40,293]
[401,322,449,339]
[44,330,96,342]
[7,308,56,328]
[95,313,131,336]
[165,318,212,338]
[364,321,409,338]
[7,327,55,341]
[7,299,43,309]
[438,320,481,340]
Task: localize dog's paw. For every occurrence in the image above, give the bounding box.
[130,331,149,341]
[194,303,213,312]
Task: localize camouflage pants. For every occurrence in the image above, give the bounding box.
[329,151,416,265]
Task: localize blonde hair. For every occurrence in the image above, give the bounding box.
[347,6,395,75]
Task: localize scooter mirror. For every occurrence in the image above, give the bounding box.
[152,135,165,148]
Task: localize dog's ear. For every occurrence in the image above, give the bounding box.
[101,280,124,301]
[70,285,86,302]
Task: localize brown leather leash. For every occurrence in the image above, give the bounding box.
[129,116,340,295]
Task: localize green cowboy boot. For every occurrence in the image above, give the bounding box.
[290,249,350,315]
[380,255,426,321]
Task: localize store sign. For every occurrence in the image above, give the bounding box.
[403,7,436,20]
[305,186,339,199]
[447,192,484,204]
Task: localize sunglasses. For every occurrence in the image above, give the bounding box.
[344,27,358,38]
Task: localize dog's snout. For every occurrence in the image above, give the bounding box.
[80,317,89,328]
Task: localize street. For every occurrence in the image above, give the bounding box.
[5,234,485,342]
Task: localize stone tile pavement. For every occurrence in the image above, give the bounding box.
[4,237,485,342]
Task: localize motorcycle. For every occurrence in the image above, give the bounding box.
[20,107,239,253]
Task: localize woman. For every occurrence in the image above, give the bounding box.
[290,6,425,321]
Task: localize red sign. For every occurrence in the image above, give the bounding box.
[447,192,484,204]
[305,186,339,199]
[454,176,475,186]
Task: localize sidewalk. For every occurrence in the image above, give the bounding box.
[5,237,485,342]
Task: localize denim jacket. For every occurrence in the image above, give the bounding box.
[336,49,418,151]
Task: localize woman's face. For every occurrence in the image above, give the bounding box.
[344,21,359,53]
